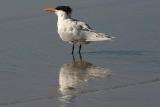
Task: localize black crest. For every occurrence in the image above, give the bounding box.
[55,6,72,14]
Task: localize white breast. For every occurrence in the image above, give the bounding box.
[57,19,82,43]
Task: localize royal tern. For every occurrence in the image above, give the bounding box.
[58,59,111,103]
[45,6,114,54]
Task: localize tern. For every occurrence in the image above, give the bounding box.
[45,6,114,54]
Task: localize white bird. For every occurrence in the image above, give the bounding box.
[45,6,114,54]
[58,60,112,103]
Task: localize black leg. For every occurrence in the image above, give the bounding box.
[79,52,82,61]
[72,44,74,55]
[78,44,82,54]
[72,53,75,62]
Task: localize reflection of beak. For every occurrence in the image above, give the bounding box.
[44,8,56,13]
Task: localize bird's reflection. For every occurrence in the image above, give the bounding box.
[58,54,112,105]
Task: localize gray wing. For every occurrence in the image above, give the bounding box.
[70,18,113,41]
[71,18,94,32]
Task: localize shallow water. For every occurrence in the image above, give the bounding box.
[0,0,160,107]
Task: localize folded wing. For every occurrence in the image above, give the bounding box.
[72,19,114,42]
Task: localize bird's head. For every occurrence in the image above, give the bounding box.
[44,6,72,17]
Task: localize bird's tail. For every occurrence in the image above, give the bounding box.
[86,32,115,42]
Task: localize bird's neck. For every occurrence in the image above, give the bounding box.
[57,14,71,30]
[57,13,71,24]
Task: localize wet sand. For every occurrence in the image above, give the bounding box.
[0,0,160,107]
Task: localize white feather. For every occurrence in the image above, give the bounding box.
[55,11,114,44]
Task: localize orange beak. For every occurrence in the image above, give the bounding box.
[44,8,56,13]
